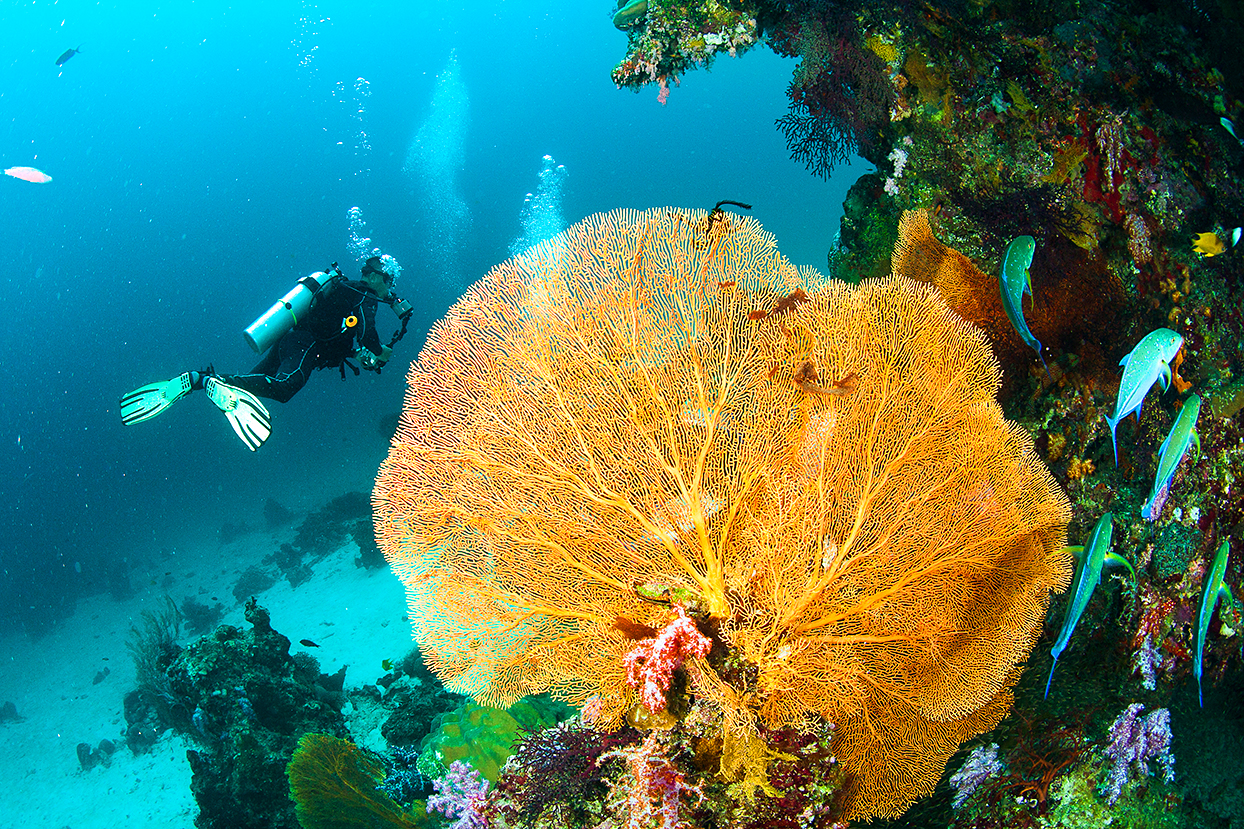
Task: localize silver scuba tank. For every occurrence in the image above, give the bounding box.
[242,267,341,353]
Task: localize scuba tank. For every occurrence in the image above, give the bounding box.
[243,264,344,353]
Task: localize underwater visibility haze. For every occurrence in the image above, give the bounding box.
[0,0,847,634]
[3,1,1244,828]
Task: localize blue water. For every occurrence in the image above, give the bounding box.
[0,0,863,636]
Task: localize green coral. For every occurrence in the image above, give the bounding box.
[830,172,903,283]
[1046,761,1181,829]
[1150,521,1204,580]
[418,697,568,782]
[287,733,426,829]
[952,754,1183,829]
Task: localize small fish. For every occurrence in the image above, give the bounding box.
[56,45,82,66]
[1142,394,1201,521]
[1045,513,1134,698]
[1221,116,1242,145]
[299,638,319,648]
[1192,231,1227,257]
[381,658,394,672]
[4,166,53,184]
[1195,539,1233,707]
[1104,328,1183,466]
[998,235,1049,377]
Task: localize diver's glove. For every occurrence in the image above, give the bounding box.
[203,376,272,451]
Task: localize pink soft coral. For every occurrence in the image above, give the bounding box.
[604,732,703,829]
[623,605,711,712]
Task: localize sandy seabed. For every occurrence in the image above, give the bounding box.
[0,526,414,828]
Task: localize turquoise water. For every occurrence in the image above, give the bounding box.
[0,0,862,634]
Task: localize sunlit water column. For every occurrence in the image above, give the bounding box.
[507,155,570,311]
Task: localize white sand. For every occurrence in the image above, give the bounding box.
[0,525,415,829]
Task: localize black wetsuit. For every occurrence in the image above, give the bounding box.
[218,279,384,403]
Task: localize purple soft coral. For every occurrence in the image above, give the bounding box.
[1102,703,1175,805]
[427,760,490,829]
[949,743,1005,809]
[1131,633,1175,691]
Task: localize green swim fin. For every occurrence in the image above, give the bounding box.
[119,372,194,425]
[204,376,271,451]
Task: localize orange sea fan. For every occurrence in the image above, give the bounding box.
[373,207,1071,821]
[892,208,1022,356]
[892,208,1123,387]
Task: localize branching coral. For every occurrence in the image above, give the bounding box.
[492,719,637,826]
[771,12,895,175]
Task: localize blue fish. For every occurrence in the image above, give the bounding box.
[1222,117,1243,146]
[1045,513,1134,698]
[1195,539,1233,707]
[998,235,1049,377]
[55,45,83,67]
[1142,394,1201,521]
[1104,328,1183,466]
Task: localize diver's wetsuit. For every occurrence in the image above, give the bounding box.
[217,279,383,403]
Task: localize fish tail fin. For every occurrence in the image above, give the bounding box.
[1044,657,1057,699]
[1104,411,1121,466]
[1199,675,1203,708]
[1037,344,1051,382]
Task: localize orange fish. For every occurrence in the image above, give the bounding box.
[4,166,53,184]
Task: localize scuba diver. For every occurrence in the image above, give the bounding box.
[119,256,414,451]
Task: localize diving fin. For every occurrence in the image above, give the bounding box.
[204,376,272,451]
[119,372,194,425]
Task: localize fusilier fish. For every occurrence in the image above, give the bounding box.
[1195,539,1233,707]
[4,166,53,184]
[999,235,1049,377]
[1221,116,1243,145]
[1045,513,1134,698]
[56,45,82,66]
[1104,328,1183,466]
[1142,394,1201,521]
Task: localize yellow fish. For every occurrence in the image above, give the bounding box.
[1193,231,1227,257]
